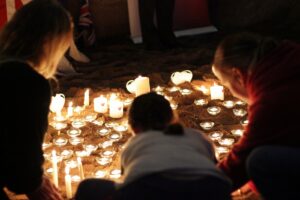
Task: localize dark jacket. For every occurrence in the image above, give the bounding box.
[218,41,300,190]
[0,60,51,199]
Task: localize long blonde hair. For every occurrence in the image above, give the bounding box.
[0,0,72,78]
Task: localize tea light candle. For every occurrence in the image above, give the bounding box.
[92,118,105,126]
[75,150,90,157]
[65,166,72,199]
[207,106,221,115]
[69,137,84,146]
[108,132,122,141]
[60,149,73,160]
[218,138,235,146]
[105,121,119,128]
[74,106,83,114]
[200,121,215,130]
[101,150,116,158]
[94,170,107,178]
[51,150,59,187]
[236,100,247,106]
[65,159,78,168]
[84,113,98,122]
[180,89,192,95]
[209,131,223,141]
[231,129,244,137]
[154,86,164,92]
[96,157,112,166]
[67,102,73,118]
[83,144,98,153]
[135,76,150,96]
[99,141,113,149]
[109,94,124,119]
[113,125,128,132]
[84,89,89,107]
[194,99,208,106]
[110,169,122,179]
[51,122,67,131]
[210,84,224,100]
[167,86,180,92]
[53,137,68,146]
[71,175,81,183]
[215,146,230,160]
[67,128,82,137]
[42,142,52,150]
[222,100,235,109]
[71,120,86,129]
[233,108,247,117]
[170,102,178,110]
[240,119,249,126]
[94,95,108,113]
[98,128,111,136]
[77,157,85,180]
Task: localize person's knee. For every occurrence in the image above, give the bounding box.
[247,146,270,178]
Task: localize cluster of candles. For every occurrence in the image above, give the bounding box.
[44,74,248,199]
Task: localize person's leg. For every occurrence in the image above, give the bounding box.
[156,0,178,48]
[138,0,162,50]
[247,145,300,200]
[75,178,116,200]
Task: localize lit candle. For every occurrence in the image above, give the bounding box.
[50,122,68,131]
[153,86,164,92]
[69,137,84,146]
[123,97,133,107]
[218,138,235,146]
[98,128,111,136]
[194,99,208,106]
[65,166,72,199]
[94,95,108,113]
[99,141,113,149]
[197,86,210,95]
[60,149,73,160]
[67,102,73,118]
[180,89,192,95]
[113,125,128,132]
[170,102,178,110]
[109,169,122,179]
[200,121,215,130]
[231,129,244,137]
[51,150,59,188]
[240,119,249,126]
[108,132,122,141]
[94,170,107,178]
[208,131,223,141]
[67,128,82,137]
[233,108,247,117]
[77,157,84,180]
[222,100,235,109]
[84,89,89,107]
[167,86,180,92]
[109,94,123,119]
[207,106,221,115]
[96,157,112,166]
[50,93,65,114]
[84,113,98,122]
[135,76,150,96]
[53,137,68,146]
[236,100,247,106]
[83,144,98,153]
[101,150,116,158]
[210,84,224,100]
[71,120,86,129]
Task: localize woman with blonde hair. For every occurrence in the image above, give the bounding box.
[0,0,72,199]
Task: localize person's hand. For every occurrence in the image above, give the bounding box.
[27,176,63,200]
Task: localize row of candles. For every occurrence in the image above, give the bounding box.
[46,74,248,199]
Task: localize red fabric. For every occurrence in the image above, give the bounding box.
[0,1,8,29]
[218,41,300,190]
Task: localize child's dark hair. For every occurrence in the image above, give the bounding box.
[128,92,183,135]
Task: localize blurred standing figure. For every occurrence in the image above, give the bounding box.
[138,0,178,50]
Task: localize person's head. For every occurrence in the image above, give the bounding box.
[128,92,183,135]
[0,0,73,79]
[212,32,279,103]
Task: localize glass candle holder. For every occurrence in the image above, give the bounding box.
[98,128,111,136]
[67,128,82,137]
[42,142,52,150]
[65,159,78,168]
[231,129,244,137]
[100,149,116,158]
[109,169,122,179]
[84,113,98,122]
[69,137,84,146]
[180,89,192,95]
[194,99,208,106]
[153,86,164,92]
[200,121,215,130]
[208,131,223,141]
[71,120,86,129]
[105,121,119,128]
[236,100,247,106]
[233,109,247,117]
[170,102,178,110]
[240,119,249,126]
[71,175,81,183]
[207,106,221,115]
[99,141,113,149]
[218,138,235,146]
[60,149,73,160]
[92,117,105,126]
[83,144,98,153]
[222,100,235,109]
[95,157,113,166]
[50,122,67,131]
[53,137,68,147]
[75,150,91,157]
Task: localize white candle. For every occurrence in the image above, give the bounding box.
[51,150,59,188]
[210,84,224,100]
[77,157,84,180]
[84,89,89,107]
[135,76,150,96]
[94,95,108,113]
[65,166,72,199]
[50,93,65,113]
[67,102,73,118]
[109,94,123,119]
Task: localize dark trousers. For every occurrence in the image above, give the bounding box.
[75,174,231,200]
[247,145,300,200]
[138,0,176,48]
